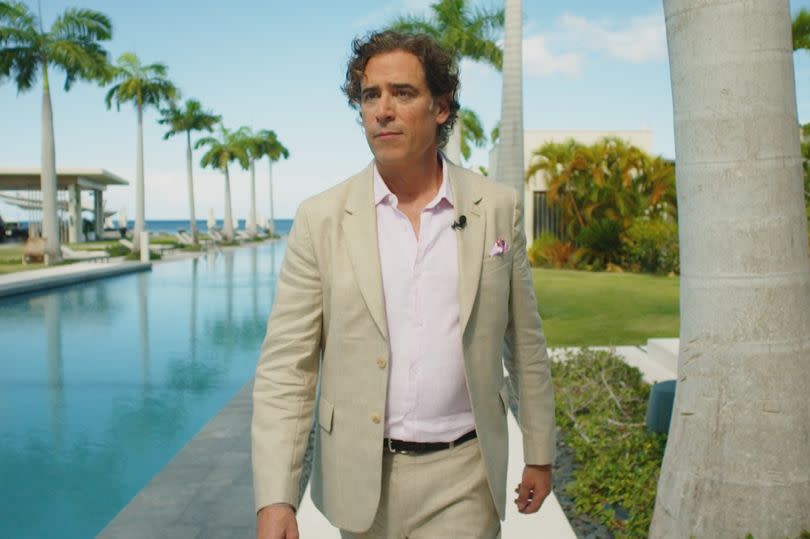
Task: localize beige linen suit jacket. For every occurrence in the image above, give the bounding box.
[252,161,555,533]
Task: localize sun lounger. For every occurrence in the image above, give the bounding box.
[174,232,194,246]
[175,231,211,247]
[60,245,110,263]
[119,238,176,255]
[208,230,225,242]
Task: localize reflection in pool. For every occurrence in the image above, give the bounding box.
[0,242,284,538]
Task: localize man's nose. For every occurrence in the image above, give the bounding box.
[374,94,395,122]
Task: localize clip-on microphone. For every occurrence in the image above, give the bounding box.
[451,215,467,230]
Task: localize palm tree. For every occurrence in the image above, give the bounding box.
[238,128,290,237]
[458,107,486,163]
[233,127,263,238]
[196,125,249,241]
[500,0,524,213]
[792,8,810,51]
[391,0,503,163]
[159,99,220,244]
[527,139,590,240]
[0,2,112,264]
[650,1,810,536]
[256,129,289,237]
[105,52,178,252]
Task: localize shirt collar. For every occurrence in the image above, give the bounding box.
[373,156,454,209]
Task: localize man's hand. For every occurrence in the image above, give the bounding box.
[257,504,299,539]
[513,464,552,514]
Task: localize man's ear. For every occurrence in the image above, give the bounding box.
[434,94,451,125]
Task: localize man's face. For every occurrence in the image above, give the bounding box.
[359,50,449,167]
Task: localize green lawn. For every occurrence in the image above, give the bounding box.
[533,268,679,347]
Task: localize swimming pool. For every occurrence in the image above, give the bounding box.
[0,242,284,538]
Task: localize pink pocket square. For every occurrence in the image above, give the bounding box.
[489,238,509,257]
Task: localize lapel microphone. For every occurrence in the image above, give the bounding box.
[451,215,467,230]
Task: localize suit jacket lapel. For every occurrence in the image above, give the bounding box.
[341,164,388,340]
[448,164,485,336]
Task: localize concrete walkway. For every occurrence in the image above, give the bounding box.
[0,258,152,299]
[551,345,677,384]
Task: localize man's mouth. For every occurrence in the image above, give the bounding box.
[375,131,402,139]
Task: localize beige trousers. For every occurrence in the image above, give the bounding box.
[339,438,501,539]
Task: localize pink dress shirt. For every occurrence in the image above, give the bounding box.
[374,160,475,442]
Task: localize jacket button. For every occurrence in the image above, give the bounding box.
[376,357,387,369]
[371,413,381,424]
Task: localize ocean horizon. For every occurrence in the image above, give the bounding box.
[137,218,293,235]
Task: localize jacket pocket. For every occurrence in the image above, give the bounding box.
[318,397,334,433]
[481,254,511,277]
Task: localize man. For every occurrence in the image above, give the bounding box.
[252,30,555,539]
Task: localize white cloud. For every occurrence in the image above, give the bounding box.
[558,13,667,64]
[523,35,584,78]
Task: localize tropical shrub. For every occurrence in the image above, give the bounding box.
[528,232,558,267]
[526,137,677,244]
[528,232,578,269]
[552,349,666,538]
[623,219,680,275]
[526,137,678,273]
[575,218,623,269]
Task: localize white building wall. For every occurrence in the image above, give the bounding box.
[489,129,654,245]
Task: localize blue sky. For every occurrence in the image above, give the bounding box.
[2,0,810,221]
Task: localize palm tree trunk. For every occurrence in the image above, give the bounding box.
[134,102,145,252]
[268,161,275,236]
[223,166,234,241]
[651,1,810,536]
[185,130,198,244]
[40,63,62,264]
[248,159,257,237]
[499,0,525,222]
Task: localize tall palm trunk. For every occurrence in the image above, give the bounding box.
[650,1,810,536]
[268,161,275,235]
[134,101,145,251]
[40,63,62,263]
[499,0,525,219]
[223,166,235,241]
[185,130,198,244]
[248,159,257,237]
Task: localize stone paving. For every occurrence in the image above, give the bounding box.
[0,257,152,298]
[98,384,256,539]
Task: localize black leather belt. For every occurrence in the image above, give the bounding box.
[384,430,477,454]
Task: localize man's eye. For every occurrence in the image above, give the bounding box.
[396,90,413,98]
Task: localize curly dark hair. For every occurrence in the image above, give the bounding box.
[342,30,460,149]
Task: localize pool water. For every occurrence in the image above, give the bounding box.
[0,242,284,538]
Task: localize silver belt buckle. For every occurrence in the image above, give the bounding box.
[386,438,408,454]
